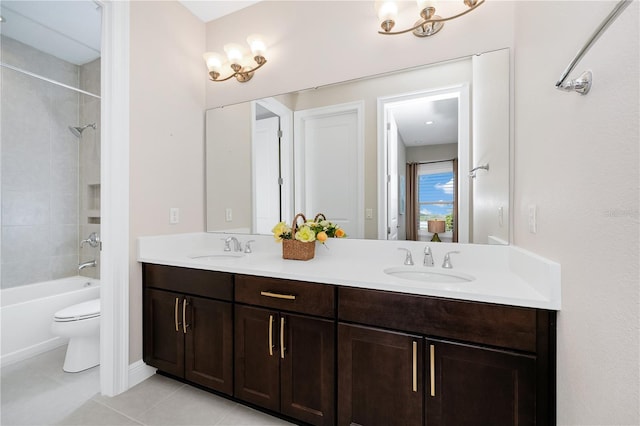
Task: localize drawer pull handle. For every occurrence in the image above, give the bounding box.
[174,298,180,332]
[280,317,286,359]
[261,291,296,300]
[430,344,436,397]
[182,298,189,334]
[412,341,417,392]
[268,315,274,356]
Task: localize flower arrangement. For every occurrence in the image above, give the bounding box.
[272,214,346,245]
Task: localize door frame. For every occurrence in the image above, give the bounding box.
[251,98,294,230]
[377,85,470,242]
[100,0,130,396]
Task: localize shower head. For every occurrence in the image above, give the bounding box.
[69,123,96,137]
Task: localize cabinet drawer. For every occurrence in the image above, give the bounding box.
[338,287,538,353]
[143,264,233,301]
[235,275,335,318]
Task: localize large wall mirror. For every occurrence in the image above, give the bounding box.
[206,48,510,244]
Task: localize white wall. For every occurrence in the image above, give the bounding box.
[514,1,639,423]
[126,0,639,422]
[129,1,205,361]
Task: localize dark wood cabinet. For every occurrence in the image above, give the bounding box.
[338,323,423,426]
[143,264,233,396]
[234,275,336,426]
[338,286,556,426]
[426,339,536,426]
[142,264,555,426]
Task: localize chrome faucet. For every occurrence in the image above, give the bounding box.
[222,236,242,252]
[442,251,460,269]
[398,248,414,266]
[78,259,97,270]
[423,246,434,267]
[80,232,101,249]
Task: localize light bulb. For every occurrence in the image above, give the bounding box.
[224,43,244,65]
[246,34,266,58]
[375,0,398,22]
[202,52,224,73]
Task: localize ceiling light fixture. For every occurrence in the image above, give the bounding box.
[376,0,484,37]
[203,34,267,83]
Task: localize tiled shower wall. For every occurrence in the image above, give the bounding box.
[1,36,101,288]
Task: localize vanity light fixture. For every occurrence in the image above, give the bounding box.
[203,34,267,83]
[376,0,484,37]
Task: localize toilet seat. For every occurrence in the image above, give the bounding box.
[54,299,100,322]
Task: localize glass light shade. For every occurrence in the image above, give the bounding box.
[224,43,244,65]
[416,0,436,11]
[203,52,224,73]
[375,0,398,22]
[246,34,266,58]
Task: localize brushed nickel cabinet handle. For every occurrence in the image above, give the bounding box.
[260,291,296,300]
[182,298,188,334]
[280,317,286,359]
[174,297,180,332]
[430,344,436,397]
[268,315,274,356]
[412,341,418,392]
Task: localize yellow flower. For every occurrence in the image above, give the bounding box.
[271,221,290,242]
[295,225,316,243]
[316,231,328,243]
[335,228,346,238]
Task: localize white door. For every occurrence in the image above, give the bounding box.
[254,116,281,234]
[386,116,399,240]
[295,103,364,238]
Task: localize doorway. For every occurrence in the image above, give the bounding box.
[378,85,470,242]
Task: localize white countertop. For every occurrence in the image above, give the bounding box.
[137,233,561,310]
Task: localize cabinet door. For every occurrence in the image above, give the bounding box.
[281,314,335,426]
[184,296,233,395]
[234,305,280,412]
[143,288,184,377]
[426,339,536,426]
[338,323,423,426]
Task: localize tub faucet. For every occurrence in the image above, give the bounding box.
[79,259,97,270]
[81,232,101,249]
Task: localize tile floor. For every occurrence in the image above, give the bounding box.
[1,346,293,426]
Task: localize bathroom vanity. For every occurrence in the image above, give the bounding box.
[139,233,560,426]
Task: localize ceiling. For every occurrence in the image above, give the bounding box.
[388,97,459,147]
[0,0,255,65]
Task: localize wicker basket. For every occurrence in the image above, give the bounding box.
[282,213,315,261]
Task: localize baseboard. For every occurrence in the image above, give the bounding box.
[128,359,156,388]
[0,337,67,368]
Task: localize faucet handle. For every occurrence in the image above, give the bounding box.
[398,248,414,266]
[244,240,255,253]
[442,251,460,269]
[423,246,434,267]
[221,238,231,251]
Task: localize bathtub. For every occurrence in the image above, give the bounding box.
[1,276,100,367]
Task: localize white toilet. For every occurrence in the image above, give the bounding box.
[51,298,101,372]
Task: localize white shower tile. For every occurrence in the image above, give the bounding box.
[51,255,80,279]
[51,192,79,225]
[2,191,50,226]
[0,260,49,288]
[51,225,79,256]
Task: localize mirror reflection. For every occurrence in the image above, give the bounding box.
[206,48,510,244]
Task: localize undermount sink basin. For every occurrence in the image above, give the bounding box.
[189,252,245,260]
[384,267,475,284]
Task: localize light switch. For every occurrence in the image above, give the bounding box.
[225,208,233,222]
[170,208,179,224]
[365,208,373,219]
[528,205,537,234]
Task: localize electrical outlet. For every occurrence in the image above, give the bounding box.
[170,208,179,224]
[225,208,233,222]
[528,204,537,234]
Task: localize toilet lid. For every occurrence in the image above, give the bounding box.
[54,298,101,322]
